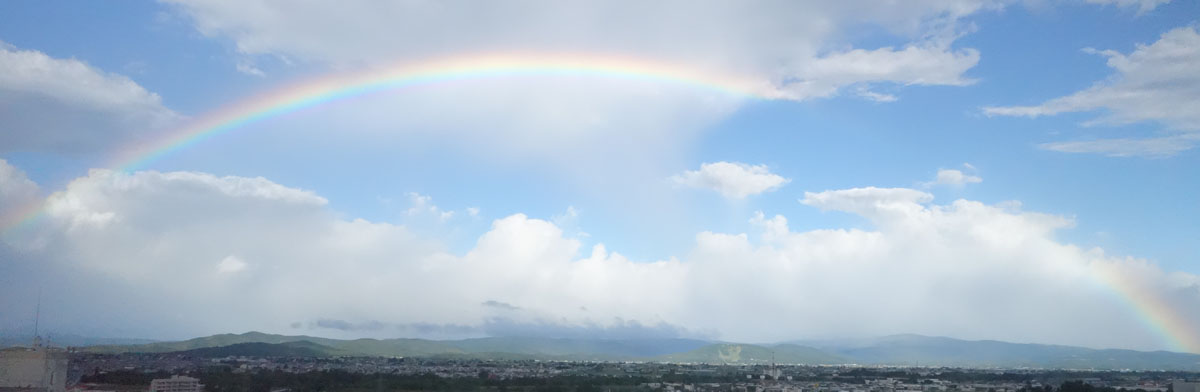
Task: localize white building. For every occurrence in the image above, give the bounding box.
[149,375,204,392]
[0,338,69,392]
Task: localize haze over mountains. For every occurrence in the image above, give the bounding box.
[43,332,1200,371]
[0,333,155,348]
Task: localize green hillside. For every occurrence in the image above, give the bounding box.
[78,331,1200,370]
[83,331,313,353]
[176,341,341,358]
[447,336,709,359]
[81,331,705,361]
[82,332,464,357]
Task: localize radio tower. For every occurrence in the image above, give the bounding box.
[33,287,42,348]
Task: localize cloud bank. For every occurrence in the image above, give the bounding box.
[2,160,1197,352]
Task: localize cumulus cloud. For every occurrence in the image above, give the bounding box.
[925,164,983,186]
[0,159,38,205]
[3,165,1198,352]
[1,167,686,339]
[405,192,455,221]
[935,169,982,185]
[0,42,180,153]
[0,160,41,234]
[672,162,789,199]
[985,26,1200,157]
[216,255,248,274]
[550,206,589,239]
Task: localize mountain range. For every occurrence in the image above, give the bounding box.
[39,332,1200,370]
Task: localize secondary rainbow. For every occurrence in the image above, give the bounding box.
[2,52,1198,355]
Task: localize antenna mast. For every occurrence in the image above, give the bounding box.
[33,287,42,347]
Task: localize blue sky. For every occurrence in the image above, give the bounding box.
[1,1,1199,352]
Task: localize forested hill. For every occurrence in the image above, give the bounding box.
[71,332,1200,370]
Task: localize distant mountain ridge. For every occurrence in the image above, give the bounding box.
[68,332,1200,370]
[177,341,340,358]
[80,331,713,361]
[795,334,1200,370]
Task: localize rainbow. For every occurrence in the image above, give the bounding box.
[2,52,1198,354]
[112,52,786,172]
[3,52,784,236]
[1094,263,1200,353]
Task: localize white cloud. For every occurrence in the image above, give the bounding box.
[1038,134,1200,158]
[936,169,982,185]
[928,164,983,186]
[216,255,248,273]
[789,44,980,99]
[234,58,265,77]
[162,1,996,106]
[1084,0,1171,14]
[0,159,38,205]
[0,159,41,235]
[801,187,935,219]
[552,206,589,239]
[857,89,899,103]
[43,1,1001,200]
[552,206,580,228]
[405,192,459,222]
[154,0,1003,165]
[5,166,1197,351]
[0,42,180,153]
[985,26,1200,157]
[405,192,435,216]
[671,162,790,199]
[132,1,1005,201]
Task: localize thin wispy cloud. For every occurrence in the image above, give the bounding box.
[986,27,1200,157]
